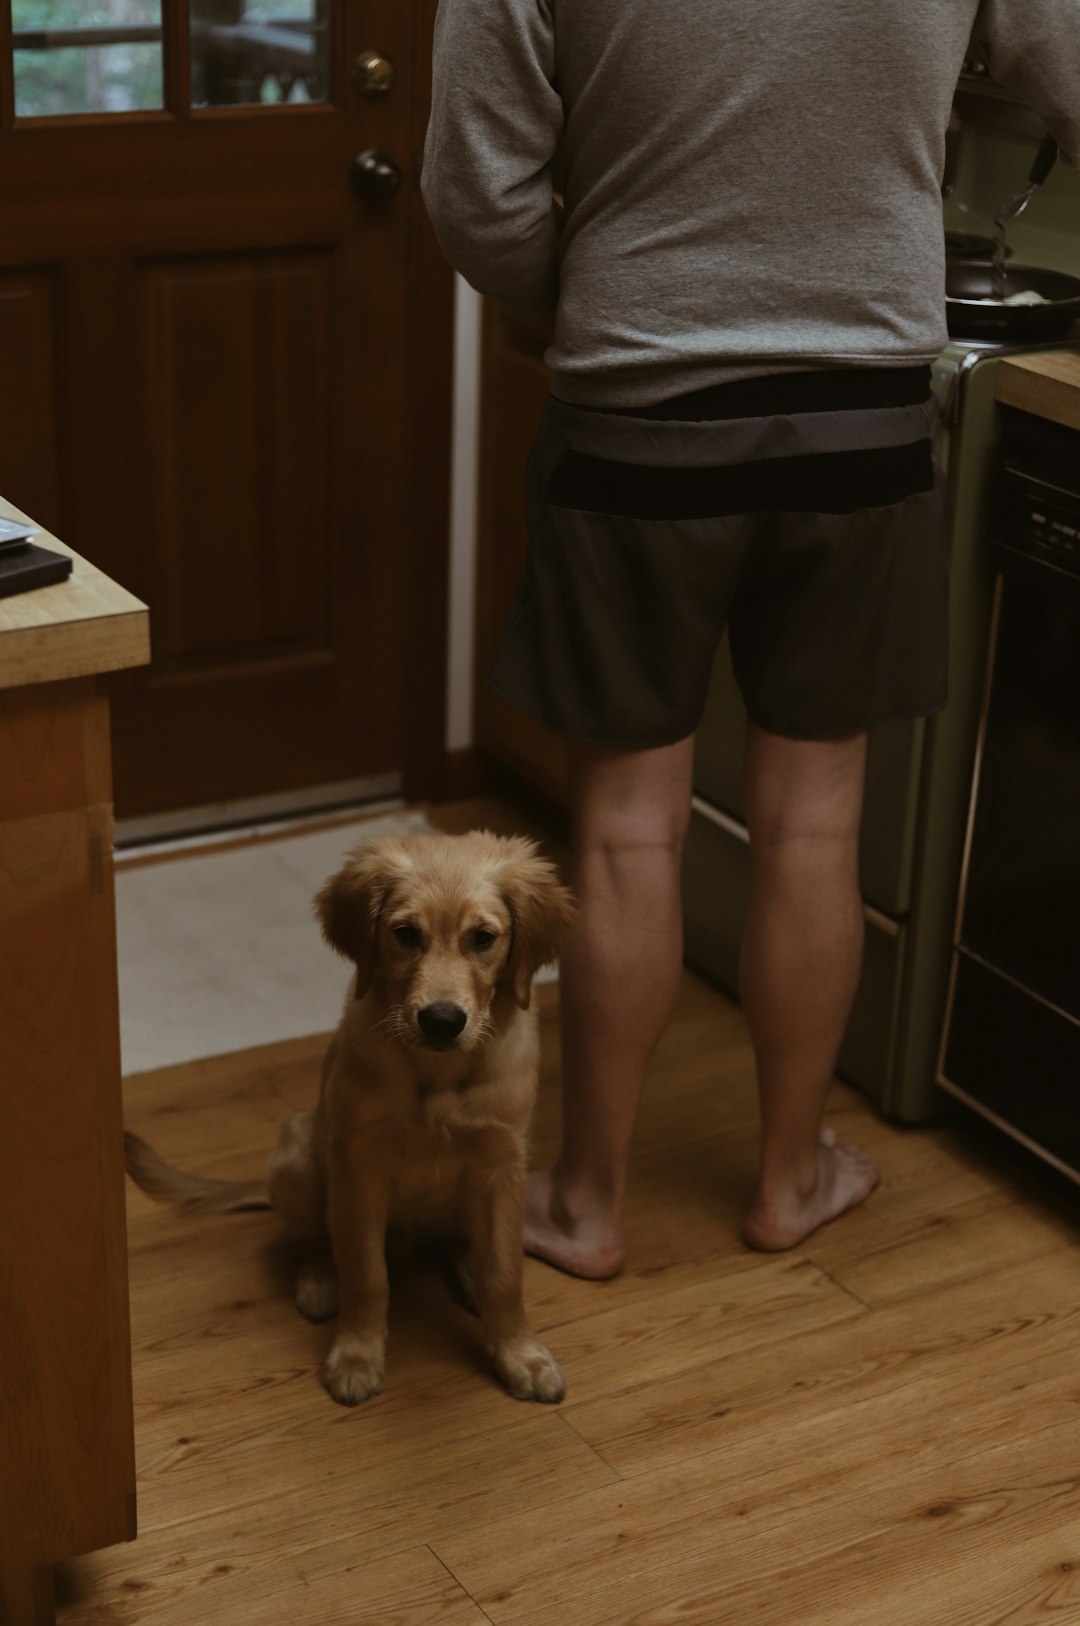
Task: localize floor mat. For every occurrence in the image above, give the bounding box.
[116,806,438,1075]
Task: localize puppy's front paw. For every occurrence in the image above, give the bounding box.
[320,1333,385,1406]
[493,1338,565,1404]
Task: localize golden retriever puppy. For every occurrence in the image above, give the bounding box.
[125,830,575,1408]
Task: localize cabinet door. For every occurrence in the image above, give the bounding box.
[0,681,136,1605]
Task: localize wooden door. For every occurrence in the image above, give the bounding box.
[0,0,451,819]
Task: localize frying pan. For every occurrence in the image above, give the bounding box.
[946,260,1080,339]
[945,135,1079,338]
[945,232,1011,260]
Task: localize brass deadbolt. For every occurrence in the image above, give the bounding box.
[354,51,395,98]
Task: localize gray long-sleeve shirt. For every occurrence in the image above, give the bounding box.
[422,0,1080,408]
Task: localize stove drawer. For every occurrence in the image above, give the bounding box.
[940,952,1080,1181]
[682,798,908,1109]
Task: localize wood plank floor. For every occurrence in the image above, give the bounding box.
[57,881,1080,1623]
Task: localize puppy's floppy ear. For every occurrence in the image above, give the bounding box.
[495,836,576,1010]
[314,838,412,998]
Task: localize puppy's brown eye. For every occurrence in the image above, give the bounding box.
[393,924,422,949]
[472,928,497,951]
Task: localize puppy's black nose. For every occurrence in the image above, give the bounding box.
[418,1003,468,1045]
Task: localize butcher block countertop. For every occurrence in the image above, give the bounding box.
[0,496,149,692]
[995,350,1080,433]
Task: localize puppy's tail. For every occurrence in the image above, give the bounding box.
[124,1130,272,1214]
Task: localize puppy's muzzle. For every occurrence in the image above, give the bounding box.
[417,1002,468,1049]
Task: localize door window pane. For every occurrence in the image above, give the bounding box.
[191,2,330,108]
[13,1,164,117]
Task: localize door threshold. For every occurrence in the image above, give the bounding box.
[114,774,403,857]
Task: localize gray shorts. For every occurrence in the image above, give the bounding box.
[488,367,949,746]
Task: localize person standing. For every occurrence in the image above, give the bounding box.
[422,0,1080,1275]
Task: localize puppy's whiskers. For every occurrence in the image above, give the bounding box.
[472,1012,498,1050]
[370,1005,398,1038]
[373,1004,413,1050]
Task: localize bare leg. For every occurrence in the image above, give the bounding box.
[524,735,695,1278]
[739,723,880,1250]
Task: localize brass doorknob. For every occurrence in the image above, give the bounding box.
[354,51,395,98]
[350,150,402,201]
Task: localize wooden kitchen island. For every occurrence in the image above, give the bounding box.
[0,503,149,1626]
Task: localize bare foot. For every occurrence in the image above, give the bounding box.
[523,1168,625,1280]
[742,1129,880,1252]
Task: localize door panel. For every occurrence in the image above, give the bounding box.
[140,250,334,660]
[0,0,439,819]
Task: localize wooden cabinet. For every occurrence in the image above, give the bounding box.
[0,503,149,1626]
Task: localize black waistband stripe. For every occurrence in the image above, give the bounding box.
[544,438,935,520]
[589,366,933,422]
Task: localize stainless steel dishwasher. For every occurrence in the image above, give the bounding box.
[938,404,1080,1175]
